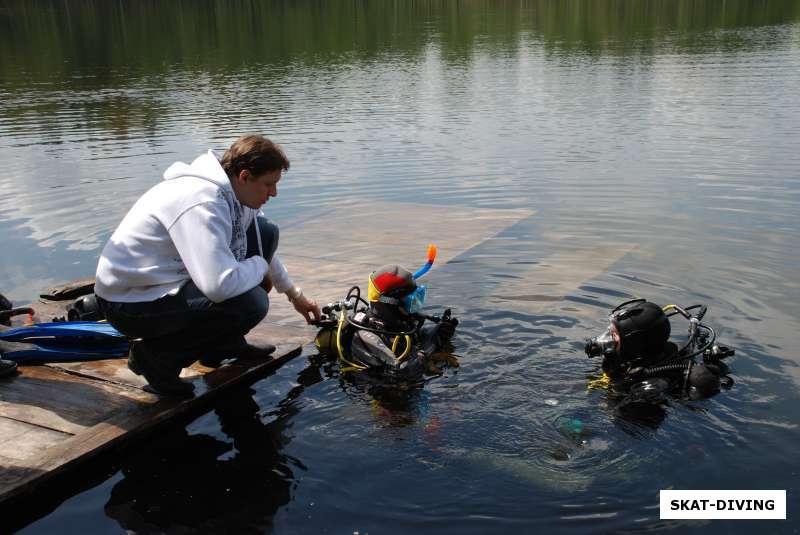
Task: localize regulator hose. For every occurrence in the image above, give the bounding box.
[0,307,35,323]
[335,301,367,372]
[642,361,692,376]
[345,285,370,310]
[669,324,716,362]
[345,315,416,337]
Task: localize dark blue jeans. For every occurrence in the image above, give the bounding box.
[98,217,279,365]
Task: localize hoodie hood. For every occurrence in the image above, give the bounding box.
[163,149,257,262]
[163,150,232,190]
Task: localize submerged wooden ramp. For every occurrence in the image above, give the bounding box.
[0,200,534,507]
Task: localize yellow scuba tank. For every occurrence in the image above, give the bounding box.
[314,326,337,355]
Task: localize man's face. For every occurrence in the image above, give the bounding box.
[234,169,281,209]
[611,324,621,353]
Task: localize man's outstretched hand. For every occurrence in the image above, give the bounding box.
[292,293,321,324]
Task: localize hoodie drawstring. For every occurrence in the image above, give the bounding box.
[254,215,264,258]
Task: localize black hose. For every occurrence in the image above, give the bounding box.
[663,304,700,357]
[0,307,35,322]
[345,315,416,337]
[667,324,715,363]
[679,324,716,361]
[642,361,692,376]
[345,285,369,310]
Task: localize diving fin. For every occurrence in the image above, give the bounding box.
[0,321,129,363]
[0,321,125,342]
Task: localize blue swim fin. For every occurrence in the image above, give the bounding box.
[0,321,129,363]
[0,321,125,342]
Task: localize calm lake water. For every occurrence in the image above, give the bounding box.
[2,1,800,532]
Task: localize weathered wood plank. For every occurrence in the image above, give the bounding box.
[0,417,72,464]
[0,338,305,504]
[48,321,315,389]
[38,278,95,301]
[486,243,638,316]
[271,203,534,326]
[280,202,534,266]
[0,366,150,435]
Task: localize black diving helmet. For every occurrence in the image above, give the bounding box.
[585,299,670,364]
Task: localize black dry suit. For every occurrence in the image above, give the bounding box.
[585,300,734,405]
[315,264,458,381]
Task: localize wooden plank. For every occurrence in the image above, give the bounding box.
[279,201,534,265]
[38,278,95,301]
[244,321,316,354]
[0,337,306,504]
[47,321,315,389]
[0,417,71,464]
[278,255,376,288]
[486,243,638,316]
[271,202,534,326]
[0,366,150,435]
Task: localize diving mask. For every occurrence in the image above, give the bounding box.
[585,299,671,361]
[401,285,426,314]
[584,326,619,358]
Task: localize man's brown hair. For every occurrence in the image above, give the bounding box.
[221,134,290,179]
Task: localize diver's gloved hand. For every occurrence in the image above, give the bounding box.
[438,308,458,341]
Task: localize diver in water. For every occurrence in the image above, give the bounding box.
[585,299,734,407]
[314,245,458,382]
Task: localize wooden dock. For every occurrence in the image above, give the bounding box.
[0,300,313,507]
[0,201,536,508]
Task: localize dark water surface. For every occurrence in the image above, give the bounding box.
[2,1,799,533]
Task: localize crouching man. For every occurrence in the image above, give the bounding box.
[95,135,321,396]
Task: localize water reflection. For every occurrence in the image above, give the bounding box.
[309,347,460,429]
[2,0,799,260]
[104,363,323,532]
[3,0,799,85]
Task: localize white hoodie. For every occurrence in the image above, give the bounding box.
[95,150,293,303]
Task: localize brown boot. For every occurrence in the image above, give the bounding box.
[127,341,195,396]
